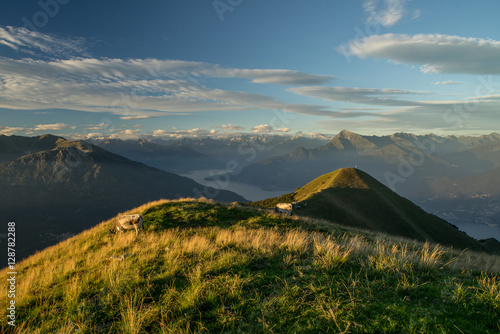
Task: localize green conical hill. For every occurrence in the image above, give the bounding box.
[252,168,481,250]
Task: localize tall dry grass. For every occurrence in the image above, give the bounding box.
[1,198,500,333]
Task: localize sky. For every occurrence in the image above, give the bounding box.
[0,0,500,139]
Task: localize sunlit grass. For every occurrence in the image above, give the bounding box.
[1,198,499,333]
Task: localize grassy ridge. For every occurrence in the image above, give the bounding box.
[250,168,483,251]
[1,198,499,333]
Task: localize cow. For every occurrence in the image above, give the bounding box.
[110,214,144,236]
[275,203,293,216]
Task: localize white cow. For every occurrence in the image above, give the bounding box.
[275,203,293,216]
[110,214,144,235]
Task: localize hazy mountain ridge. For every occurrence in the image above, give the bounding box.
[227,131,500,228]
[0,135,246,263]
[158,134,330,167]
[65,132,500,228]
[418,167,500,232]
[89,138,225,173]
[427,167,500,197]
[225,131,477,191]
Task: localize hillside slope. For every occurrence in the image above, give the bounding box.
[251,168,482,251]
[1,199,499,333]
[0,135,246,262]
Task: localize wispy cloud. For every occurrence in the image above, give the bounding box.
[0,56,335,118]
[289,86,431,107]
[433,80,463,85]
[288,85,500,132]
[120,115,157,120]
[228,69,333,85]
[0,27,336,122]
[0,26,87,58]
[363,0,409,27]
[316,101,500,135]
[346,33,500,74]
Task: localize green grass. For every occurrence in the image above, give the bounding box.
[1,198,499,333]
[250,168,484,252]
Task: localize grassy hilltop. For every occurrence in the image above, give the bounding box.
[1,198,500,333]
[251,168,483,251]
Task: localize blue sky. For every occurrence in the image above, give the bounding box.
[1,0,499,139]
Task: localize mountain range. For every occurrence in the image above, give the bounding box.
[230,130,500,193]
[225,130,500,236]
[2,131,500,262]
[151,134,330,167]
[0,134,245,263]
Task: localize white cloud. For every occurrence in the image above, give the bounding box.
[248,125,290,133]
[252,124,274,133]
[0,28,336,119]
[33,123,68,131]
[186,128,206,134]
[0,57,335,117]
[152,129,169,137]
[152,127,216,139]
[433,81,463,85]
[0,123,70,136]
[288,85,500,130]
[363,0,409,27]
[0,126,29,135]
[85,132,104,139]
[221,124,245,131]
[227,69,333,85]
[108,129,141,139]
[0,26,87,58]
[346,33,500,74]
[120,115,157,120]
[289,86,430,107]
[315,98,500,135]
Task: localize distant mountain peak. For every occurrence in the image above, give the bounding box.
[328,130,376,152]
[337,129,360,138]
[390,132,418,140]
[38,133,64,140]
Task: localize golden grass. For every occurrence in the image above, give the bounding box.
[3,199,499,302]
[1,198,500,333]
